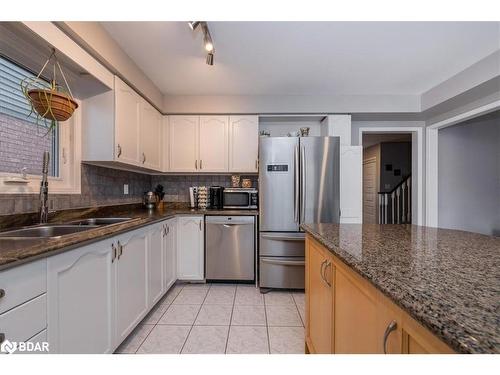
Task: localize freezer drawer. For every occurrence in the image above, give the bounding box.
[259,256,305,289]
[205,216,255,281]
[259,232,305,257]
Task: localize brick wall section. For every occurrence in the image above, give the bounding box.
[0,113,55,176]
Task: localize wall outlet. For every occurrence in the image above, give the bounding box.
[123,184,129,195]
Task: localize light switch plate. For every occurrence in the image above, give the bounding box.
[123,184,129,195]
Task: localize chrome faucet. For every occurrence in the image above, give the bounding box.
[39,151,49,224]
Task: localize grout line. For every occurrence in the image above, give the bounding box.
[263,289,271,354]
[224,285,237,353]
[291,292,305,327]
[133,282,185,354]
[178,283,211,354]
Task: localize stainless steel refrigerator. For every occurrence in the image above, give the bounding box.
[259,136,340,289]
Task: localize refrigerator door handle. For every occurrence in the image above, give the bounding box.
[261,233,305,241]
[294,144,300,222]
[300,145,306,223]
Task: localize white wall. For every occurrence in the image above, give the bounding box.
[351,121,425,146]
[438,111,500,236]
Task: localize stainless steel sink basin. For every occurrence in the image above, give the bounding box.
[68,217,132,226]
[0,225,98,238]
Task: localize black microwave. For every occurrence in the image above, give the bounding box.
[223,188,258,209]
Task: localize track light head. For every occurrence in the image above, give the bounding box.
[206,53,214,66]
[188,21,201,30]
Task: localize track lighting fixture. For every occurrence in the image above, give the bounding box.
[188,21,215,66]
[188,21,200,31]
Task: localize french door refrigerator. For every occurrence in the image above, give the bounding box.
[259,136,340,289]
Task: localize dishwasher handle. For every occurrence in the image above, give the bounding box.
[205,216,255,225]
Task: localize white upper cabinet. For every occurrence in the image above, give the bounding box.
[139,99,162,170]
[114,76,141,166]
[169,116,199,172]
[161,116,170,172]
[82,76,163,172]
[229,116,259,172]
[199,116,228,172]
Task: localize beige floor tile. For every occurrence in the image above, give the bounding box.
[159,304,201,325]
[195,304,233,326]
[115,324,154,354]
[141,301,169,324]
[235,286,264,305]
[292,292,305,305]
[295,302,305,326]
[172,288,208,304]
[181,282,211,290]
[266,305,302,327]
[210,283,237,291]
[231,305,266,326]
[264,291,295,305]
[268,327,305,354]
[137,325,191,354]
[204,287,235,304]
[226,326,269,354]
[181,326,229,354]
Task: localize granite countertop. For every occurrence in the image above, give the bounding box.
[301,223,500,354]
[0,203,258,271]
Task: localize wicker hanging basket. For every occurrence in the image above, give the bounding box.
[21,48,78,130]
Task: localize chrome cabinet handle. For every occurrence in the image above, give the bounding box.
[0,333,5,344]
[166,224,169,234]
[117,144,122,158]
[200,159,203,169]
[142,153,146,164]
[199,220,202,231]
[162,224,167,237]
[324,261,332,288]
[255,159,258,170]
[111,243,116,263]
[117,241,123,259]
[0,288,5,299]
[383,320,398,354]
[195,160,198,170]
[320,259,327,283]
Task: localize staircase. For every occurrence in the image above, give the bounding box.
[378,175,411,224]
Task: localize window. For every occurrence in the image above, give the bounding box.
[0,55,59,177]
[0,55,81,195]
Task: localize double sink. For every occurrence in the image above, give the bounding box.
[0,218,132,240]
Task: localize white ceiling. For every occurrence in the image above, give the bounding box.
[101,21,500,96]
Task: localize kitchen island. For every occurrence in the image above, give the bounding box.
[302,223,499,354]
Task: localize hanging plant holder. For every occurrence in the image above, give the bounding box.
[21,48,78,132]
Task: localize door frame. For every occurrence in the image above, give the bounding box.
[424,100,500,227]
[362,156,378,224]
[358,126,424,225]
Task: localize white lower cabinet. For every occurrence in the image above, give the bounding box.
[115,229,149,345]
[148,222,166,307]
[164,218,177,290]
[176,216,204,281]
[47,240,115,353]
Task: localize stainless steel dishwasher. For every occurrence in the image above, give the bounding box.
[205,216,255,281]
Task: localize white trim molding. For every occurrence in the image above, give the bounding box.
[358,126,424,226]
[424,100,500,227]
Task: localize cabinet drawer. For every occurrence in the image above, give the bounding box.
[260,256,305,289]
[0,260,46,314]
[0,294,47,343]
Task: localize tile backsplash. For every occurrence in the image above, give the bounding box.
[151,174,258,203]
[0,163,258,215]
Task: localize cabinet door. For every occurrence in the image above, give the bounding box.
[229,116,258,172]
[199,116,228,172]
[334,265,379,353]
[165,218,177,290]
[114,77,140,165]
[176,216,204,280]
[162,116,170,171]
[148,223,165,306]
[47,240,115,354]
[169,116,199,172]
[139,100,162,170]
[115,229,149,344]
[306,239,333,353]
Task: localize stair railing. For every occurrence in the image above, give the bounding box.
[378,175,411,224]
